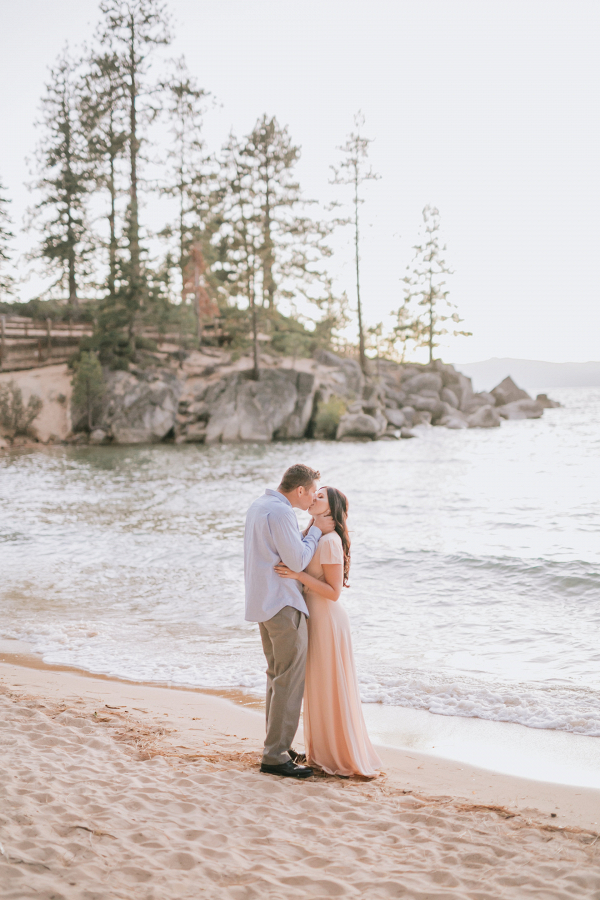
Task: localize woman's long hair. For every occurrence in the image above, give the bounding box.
[325,487,351,587]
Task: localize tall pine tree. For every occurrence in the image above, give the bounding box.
[403,205,471,362]
[30,47,92,307]
[160,57,214,337]
[96,0,171,352]
[331,112,380,373]
[241,115,333,314]
[81,49,128,303]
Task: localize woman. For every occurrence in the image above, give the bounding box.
[275,487,381,778]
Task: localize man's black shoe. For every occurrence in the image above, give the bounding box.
[288,748,307,764]
[260,760,313,778]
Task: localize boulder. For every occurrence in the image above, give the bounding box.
[406,395,445,418]
[0,436,8,450]
[463,393,495,413]
[336,412,383,441]
[496,399,543,420]
[383,386,407,407]
[400,426,416,439]
[439,414,468,430]
[491,376,531,406]
[413,410,432,425]
[275,372,317,439]
[454,372,476,411]
[400,406,415,427]
[314,350,364,398]
[402,372,443,395]
[468,405,501,428]
[383,408,406,428]
[100,369,182,444]
[536,393,561,409]
[205,370,305,444]
[441,387,459,408]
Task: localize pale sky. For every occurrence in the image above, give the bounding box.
[1,0,599,363]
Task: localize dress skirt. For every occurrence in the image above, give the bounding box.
[303,590,382,777]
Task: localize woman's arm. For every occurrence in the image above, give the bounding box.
[274,562,343,601]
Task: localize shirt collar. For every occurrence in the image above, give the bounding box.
[265,488,291,508]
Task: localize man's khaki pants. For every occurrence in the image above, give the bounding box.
[259,605,307,766]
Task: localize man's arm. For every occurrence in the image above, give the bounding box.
[268,509,322,573]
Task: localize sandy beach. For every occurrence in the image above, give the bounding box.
[1,653,599,900]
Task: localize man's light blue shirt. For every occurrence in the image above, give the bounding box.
[244,489,322,623]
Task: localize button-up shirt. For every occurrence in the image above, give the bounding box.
[244,489,322,623]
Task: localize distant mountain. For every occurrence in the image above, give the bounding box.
[452,358,600,392]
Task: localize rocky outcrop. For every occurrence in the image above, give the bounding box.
[51,348,560,449]
[468,405,501,428]
[497,399,544,420]
[491,376,531,406]
[98,368,182,444]
[175,368,318,445]
[536,393,561,409]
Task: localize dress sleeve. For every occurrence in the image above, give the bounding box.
[319,533,344,566]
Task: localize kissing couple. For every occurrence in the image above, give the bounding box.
[244,463,381,779]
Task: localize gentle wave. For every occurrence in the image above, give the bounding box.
[358,672,600,737]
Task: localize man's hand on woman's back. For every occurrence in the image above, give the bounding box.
[313,513,335,535]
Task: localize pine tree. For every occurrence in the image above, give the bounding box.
[160,57,214,339]
[331,112,380,374]
[403,205,471,363]
[30,47,93,307]
[97,0,171,352]
[216,134,262,378]
[0,179,15,300]
[81,49,128,303]
[241,115,333,314]
[71,351,105,429]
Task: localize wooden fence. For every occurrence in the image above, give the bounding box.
[0,315,230,372]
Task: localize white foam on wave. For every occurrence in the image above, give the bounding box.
[5,619,600,739]
[358,672,600,737]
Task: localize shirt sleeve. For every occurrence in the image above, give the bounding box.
[269,510,322,572]
[320,533,344,566]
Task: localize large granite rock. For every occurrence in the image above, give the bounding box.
[536,393,561,409]
[496,399,543,420]
[100,369,182,444]
[491,376,531,406]
[468,405,501,428]
[314,350,364,398]
[336,412,384,441]
[401,372,443,395]
[204,369,315,444]
[383,408,406,428]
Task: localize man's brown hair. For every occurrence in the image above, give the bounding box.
[279,464,320,493]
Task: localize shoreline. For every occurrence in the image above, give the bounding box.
[1,648,599,833]
[3,639,599,792]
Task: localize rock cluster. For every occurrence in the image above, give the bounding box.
[64,350,560,446]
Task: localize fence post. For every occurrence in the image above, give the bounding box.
[46,317,52,361]
[0,314,5,368]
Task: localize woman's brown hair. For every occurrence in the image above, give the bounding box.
[325,486,351,587]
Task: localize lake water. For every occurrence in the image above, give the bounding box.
[1,387,599,739]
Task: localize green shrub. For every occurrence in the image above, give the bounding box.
[313,396,346,440]
[71,352,105,430]
[0,381,43,437]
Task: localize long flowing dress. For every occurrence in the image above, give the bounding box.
[303,532,382,777]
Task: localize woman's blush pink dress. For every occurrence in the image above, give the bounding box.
[303,532,382,778]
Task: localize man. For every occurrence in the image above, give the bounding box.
[244,463,335,778]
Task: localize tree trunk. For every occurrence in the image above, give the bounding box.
[108,116,117,301]
[262,172,275,310]
[354,171,366,373]
[127,13,140,358]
